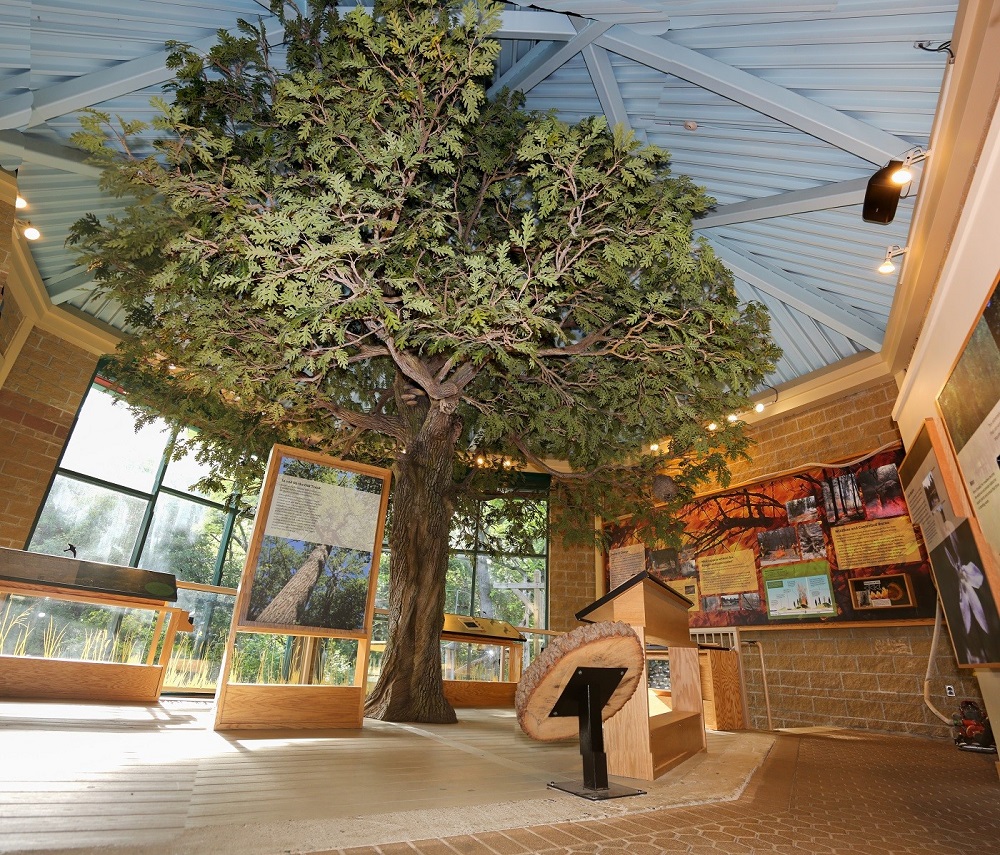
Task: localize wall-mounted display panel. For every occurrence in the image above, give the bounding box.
[604,449,936,630]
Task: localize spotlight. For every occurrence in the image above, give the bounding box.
[15,195,27,209]
[891,148,930,185]
[22,223,40,241]
[862,161,903,224]
[863,149,930,223]
[878,245,908,275]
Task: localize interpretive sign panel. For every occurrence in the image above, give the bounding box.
[937,276,1000,570]
[762,561,836,620]
[848,573,915,610]
[829,517,920,570]
[603,448,934,628]
[236,446,391,636]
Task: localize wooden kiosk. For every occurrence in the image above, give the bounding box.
[576,571,705,781]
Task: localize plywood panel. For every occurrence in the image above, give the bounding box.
[604,635,705,781]
[700,648,745,731]
[213,684,365,730]
[0,655,163,702]
[651,710,705,777]
[444,679,516,708]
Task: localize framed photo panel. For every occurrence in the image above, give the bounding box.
[848,573,915,610]
[235,445,391,638]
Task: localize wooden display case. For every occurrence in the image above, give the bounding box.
[576,571,705,781]
[0,548,189,703]
[441,613,524,708]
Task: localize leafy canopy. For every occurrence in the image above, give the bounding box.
[69,0,780,545]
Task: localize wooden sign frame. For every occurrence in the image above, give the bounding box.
[214,445,392,730]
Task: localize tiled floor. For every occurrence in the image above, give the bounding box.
[356,731,1000,855]
[353,730,1000,855]
[1,698,998,855]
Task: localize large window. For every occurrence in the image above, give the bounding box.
[448,484,549,629]
[27,378,254,691]
[27,377,550,691]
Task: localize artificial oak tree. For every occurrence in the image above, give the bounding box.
[70,0,779,723]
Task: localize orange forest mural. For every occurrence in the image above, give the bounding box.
[604,449,937,628]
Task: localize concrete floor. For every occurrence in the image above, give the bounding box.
[1,697,998,855]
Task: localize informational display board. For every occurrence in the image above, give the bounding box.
[898,419,1000,667]
[236,448,391,636]
[213,445,392,730]
[937,274,1000,577]
[604,448,937,629]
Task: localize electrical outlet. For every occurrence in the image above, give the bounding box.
[946,685,956,697]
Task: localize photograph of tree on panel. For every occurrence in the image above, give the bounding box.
[242,457,383,632]
[68,0,778,722]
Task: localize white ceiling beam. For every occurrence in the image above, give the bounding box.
[0,130,102,177]
[0,15,284,131]
[695,178,871,228]
[494,9,577,42]
[47,265,96,304]
[697,173,922,229]
[597,28,911,165]
[3,34,219,129]
[488,19,612,98]
[581,44,634,135]
[710,237,884,351]
[0,8,576,133]
[0,92,32,131]
[736,280,824,373]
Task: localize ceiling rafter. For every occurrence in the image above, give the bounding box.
[0,130,101,176]
[580,43,634,135]
[710,236,884,351]
[487,19,612,99]
[695,177,871,228]
[0,17,284,132]
[735,280,829,375]
[596,27,912,165]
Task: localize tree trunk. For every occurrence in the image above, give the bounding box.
[364,406,460,723]
[475,558,495,619]
[257,544,330,625]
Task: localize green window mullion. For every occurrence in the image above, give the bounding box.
[127,428,178,566]
[211,493,242,587]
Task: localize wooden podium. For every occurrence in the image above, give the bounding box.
[576,571,705,780]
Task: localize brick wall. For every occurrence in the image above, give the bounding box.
[727,378,902,488]
[547,525,597,633]
[0,282,23,358]
[740,624,979,739]
[545,377,986,737]
[0,327,98,548]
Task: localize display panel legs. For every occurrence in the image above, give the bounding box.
[547,666,646,800]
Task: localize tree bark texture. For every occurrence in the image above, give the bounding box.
[364,406,461,723]
[257,544,330,625]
